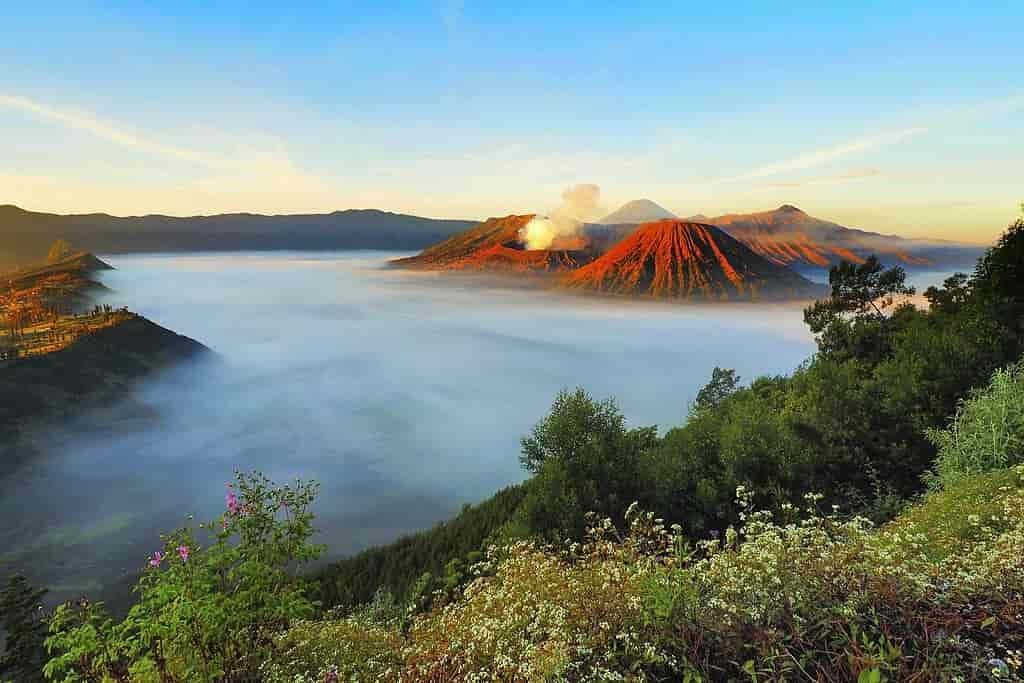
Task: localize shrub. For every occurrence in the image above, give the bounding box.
[261,617,403,682]
[887,465,1024,561]
[648,482,1024,680]
[264,476,1024,681]
[395,508,676,681]
[927,360,1024,490]
[43,472,323,683]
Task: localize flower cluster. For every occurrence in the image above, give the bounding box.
[263,466,1024,681]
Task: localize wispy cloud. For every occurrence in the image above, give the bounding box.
[709,93,1024,188]
[761,167,881,189]
[712,128,925,185]
[0,93,226,168]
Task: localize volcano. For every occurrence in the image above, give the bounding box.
[390,214,593,273]
[598,199,677,224]
[707,205,932,269]
[562,220,822,301]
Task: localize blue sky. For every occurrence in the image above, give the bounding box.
[1,1,1021,241]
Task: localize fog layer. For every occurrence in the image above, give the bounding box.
[0,251,817,605]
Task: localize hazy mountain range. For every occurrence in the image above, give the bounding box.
[0,201,983,273]
[0,204,478,271]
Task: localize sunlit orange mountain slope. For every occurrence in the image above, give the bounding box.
[562,220,823,300]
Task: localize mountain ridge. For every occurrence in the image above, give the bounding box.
[0,204,479,271]
[703,205,935,268]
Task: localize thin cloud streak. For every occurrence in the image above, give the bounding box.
[706,93,1024,188]
[761,168,881,189]
[0,94,226,168]
[713,128,926,185]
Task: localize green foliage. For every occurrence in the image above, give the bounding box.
[803,256,915,362]
[518,387,658,539]
[975,219,1024,313]
[692,366,740,412]
[261,474,1024,680]
[43,472,323,682]
[927,361,1024,490]
[260,617,403,682]
[316,484,526,611]
[0,574,48,682]
[887,465,1024,561]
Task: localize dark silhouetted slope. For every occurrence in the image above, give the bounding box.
[0,204,478,270]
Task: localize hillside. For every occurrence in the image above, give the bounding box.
[2,252,113,315]
[390,214,594,273]
[562,220,822,300]
[706,204,969,269]
[0,205,478,271]
[0,315,207,474]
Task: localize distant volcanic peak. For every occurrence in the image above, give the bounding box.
[703,206,934,269]
[563,220,818,301]
[393,214,536,269]
[598,199,677,224]
[448,243,591,273]
[389,213,593,273]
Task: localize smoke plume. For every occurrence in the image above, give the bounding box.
[520,184,601,250]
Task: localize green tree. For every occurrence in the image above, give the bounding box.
[0,574,48,683]
[693,367,741,412]
[519,388,657,539]
[804,256,915,363]
[973,218,1024,349]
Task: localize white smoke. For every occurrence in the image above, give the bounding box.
[520,184,601,250]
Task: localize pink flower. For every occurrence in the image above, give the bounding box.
[226,487,240,515]
[177,545,190,562]
[149,551,164,567]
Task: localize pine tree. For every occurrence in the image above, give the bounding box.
[0,574,48,682]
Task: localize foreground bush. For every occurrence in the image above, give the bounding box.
[43,472,323,683]
[271,471,1024,681]
[928,360,1024,490]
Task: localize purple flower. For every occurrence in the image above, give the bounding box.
[177,545,190,562]
[149,551,164,567]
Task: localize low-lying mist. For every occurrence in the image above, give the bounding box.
[0,251,817,606]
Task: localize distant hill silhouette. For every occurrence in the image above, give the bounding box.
[562,220,823,301]
[0,205,478,270]
[598,199,677,224]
